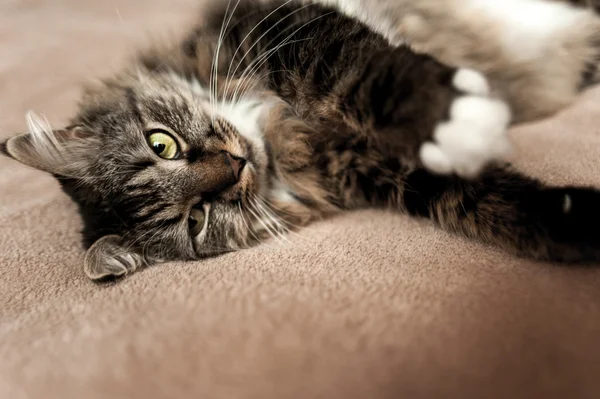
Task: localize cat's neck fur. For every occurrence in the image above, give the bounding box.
[261,101,340,228]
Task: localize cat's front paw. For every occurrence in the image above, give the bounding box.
[419,69,512,178]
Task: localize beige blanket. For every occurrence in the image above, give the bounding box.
[2,1,600,398]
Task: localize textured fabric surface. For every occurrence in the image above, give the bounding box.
[2,1,600,398]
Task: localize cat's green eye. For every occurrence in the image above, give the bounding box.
[147,131,179,160]
[189,207,206,237]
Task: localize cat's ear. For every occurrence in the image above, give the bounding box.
[84,235,146,281]
[2,115,95,176]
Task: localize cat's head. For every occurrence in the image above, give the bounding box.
[2,69,283,280]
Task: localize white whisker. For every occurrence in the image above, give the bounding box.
[248,198,284,244]
[222,4,320,107]
[254,199,290,243]
[228,11,333,106]
[254,196,299,245]
[255,193,315,244]
[211,0,241,124]
[224,3,317,101]
[238,201,274,249]
[229,36,311,107]
[222,0,295,104]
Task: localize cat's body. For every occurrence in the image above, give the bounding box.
[3,0,600,280]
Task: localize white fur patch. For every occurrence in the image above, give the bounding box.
[6,112,94,178]
[420,69,512,178]
[215,99,269,157]
[420,143,453,175]
[217,100,263,139]
[271,178,298,204]
[452,68,490,96]
[25,112,63,161]
[465,0,588,60]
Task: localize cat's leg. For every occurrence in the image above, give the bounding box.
[419,68,511,178]
[324,43,600,260]
[336,46,511,178]
[346,0,600,123]
[403,164,600,262]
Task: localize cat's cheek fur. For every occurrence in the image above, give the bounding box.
[419,68,512,178]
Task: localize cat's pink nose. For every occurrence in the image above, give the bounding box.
[224,151,246,181]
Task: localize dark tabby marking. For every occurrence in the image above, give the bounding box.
[3,0,600,280]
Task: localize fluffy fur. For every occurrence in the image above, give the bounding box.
[336,0,600,122]
[3,0,600,280]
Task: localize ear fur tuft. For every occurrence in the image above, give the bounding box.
[3,112,95,176]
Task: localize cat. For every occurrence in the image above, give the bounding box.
[2,0,600,280]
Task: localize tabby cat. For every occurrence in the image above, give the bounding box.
[3,0,600,280]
